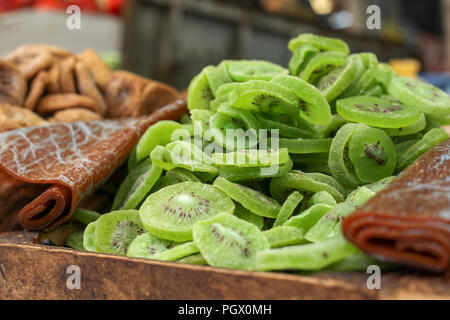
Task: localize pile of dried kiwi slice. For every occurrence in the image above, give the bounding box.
[66,33,449,273]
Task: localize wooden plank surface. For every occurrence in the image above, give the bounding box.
[0,232,448,300]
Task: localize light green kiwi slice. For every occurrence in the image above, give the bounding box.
[215,82,240,97]
[212,148,290,167]
[217,158,293,182]
[205,62,232,95]
[217,103,260,130]
[345,186,376,208]
[126,233,177,259]
[336,96,420,128]
[94,210,146,255]
[271,75,332,124]
[228,80,299,115]
[193,213,270,270]
[269,170,345,203]
[283,203,333,231]
[317,58,357,102]
[388,76,450,117]
[255,113,319,139]
[299,51,347,84]
[187,67,215,110]
[213,177,281,218]
[233,204,264,230]
[382,112,426,137]
[112,161,163,210]
[262,226,307,248]
[278,138,332,154]
[191,109,213,137]
[396,128,448,171]
[139,182,235,242]
[83,221,97,252]
[66,230,85,251]
[136,120,184,162]
[273,191,304,227]
[288,43,319,76]
[307,191,337,207]
[347,126,396,183]
[153,241,200,261]
[256,237,358,271]
[288,33,350,55]
[226,60,288,82]
[178,253,208,265]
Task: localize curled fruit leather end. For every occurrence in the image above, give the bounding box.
[343,139,450,273]
[0,98,188,231]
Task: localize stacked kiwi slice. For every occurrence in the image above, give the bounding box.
[65,33,449,273]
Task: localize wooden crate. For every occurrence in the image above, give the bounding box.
[0,232,448,299]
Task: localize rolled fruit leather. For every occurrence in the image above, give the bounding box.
[0,98,188,231]
[342,138,450,273]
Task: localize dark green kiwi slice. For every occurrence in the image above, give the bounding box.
[66,230,85,251]
[193,213,270,270]
[299,51,347,83]
[348,126,397,183]
[271,75,332,124]
[234,204,264,230]
[136,120,184,162]
[112,161,163,210]
[94,210,146,255]
[288,33,350,55]
[273,191,304,227]
[73,208,100,225]
[226,60,288,82]
[256,237,358,271]
[205,62,232,95]
[317,58,357,102]
[262,226,307,248]
[336,96,420,128]
[126,233,177,259]
[217,158,293,182]
[213,177,281,218]
[388,76,450,117]
[139,182,235,242]
[228,80,298,114]
[396,128,448,171]
[288,43,319,76]
[187,66,215,110]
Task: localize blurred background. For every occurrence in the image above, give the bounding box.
[1,0,449,91]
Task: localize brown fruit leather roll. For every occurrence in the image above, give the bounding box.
[342,139,450,273]
[0,99,187,230]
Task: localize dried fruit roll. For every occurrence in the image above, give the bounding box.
[0,98,188,231]
[342,138,450,272]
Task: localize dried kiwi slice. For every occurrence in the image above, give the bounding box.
[112,161,163,210]
[288,33,350,55]
[299,51,347,84]
[193,213,270,270]
[396,128,448,171]
[348,126,397,183]
[178,253,208,265]
[226,60,288,82]
[283,203,333,231]
[278,138,332,154]
[205,62,232,95]
[215,82,240,97]
[217,158,293,182]
[382,113,426,137]
[153,241,200,261]
[317,58,357,102]
[388,76,450,117]
[212,148,290,167]
[271,75,332,125]
[336,96,420,128]
[126,233,177,259]
[256,237,358,271]
[262,226,307,248]
[217,103,260,130]
[273,191,304,227]
[139,182,235,242]
[94,210,146,255]
[255,113,319,139]
[187,67,215,110]
[270,170,345,203]
[136,120,184,162]
[288,43,319,76]
[66,230,85,251]
[83,221,97,252]
[228,80,298,115]
[234,204,264,230]
[213,177,281,218]
[308,191,337,207]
